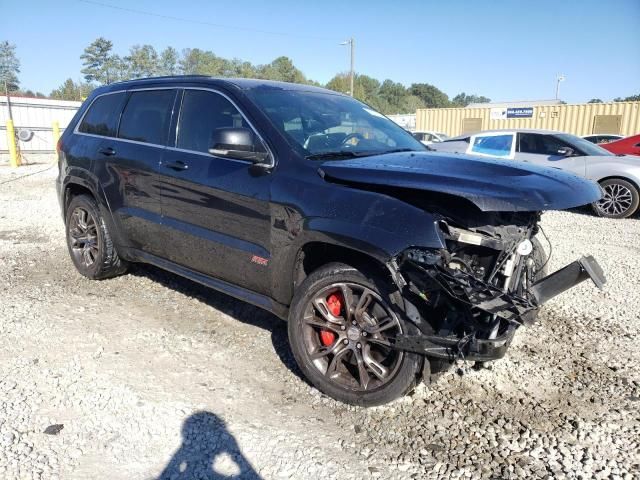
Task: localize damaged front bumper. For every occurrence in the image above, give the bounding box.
[388,252,606,362]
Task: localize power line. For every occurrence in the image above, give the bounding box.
[77,0,339,42]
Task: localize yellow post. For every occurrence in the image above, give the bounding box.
[52,120,61,162]
[6,119,20,168]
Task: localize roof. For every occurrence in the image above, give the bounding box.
[448,128,569,140]
[466,99,562,108]
[99,75,337,95]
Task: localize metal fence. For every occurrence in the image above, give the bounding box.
[1,96,81,163]
[416,101,640,137]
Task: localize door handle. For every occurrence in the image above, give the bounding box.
[98,147,116,156]
[164,160,189,171]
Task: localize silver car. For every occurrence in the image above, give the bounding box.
[431,129,640,218]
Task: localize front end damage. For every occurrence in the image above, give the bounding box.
[386,215,606,362]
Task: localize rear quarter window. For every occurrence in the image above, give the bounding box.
[470,134,513,157]
[78,92,127,137]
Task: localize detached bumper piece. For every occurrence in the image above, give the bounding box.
[530,255,606,304]
[390,326,516,362]
[392,252,606,361]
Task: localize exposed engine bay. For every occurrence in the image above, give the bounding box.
[386,209,606,362]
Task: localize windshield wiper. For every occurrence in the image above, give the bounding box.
[305,150,376,160]
[379,148,419,154]
[306,148,421,161]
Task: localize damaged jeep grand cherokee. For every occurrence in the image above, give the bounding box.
[57,77,606,406]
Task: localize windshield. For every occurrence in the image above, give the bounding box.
[247,88,426,158]
[556,133,614,156]
[436,133,449,139]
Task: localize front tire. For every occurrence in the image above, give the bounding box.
[65,194,128,280]
[288,263,422,407]
[592,178,639,219]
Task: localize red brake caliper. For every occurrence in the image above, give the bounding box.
[319,293,342,346]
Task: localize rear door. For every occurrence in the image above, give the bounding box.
[158,88,273,295]
[96,88,178,256]
[515,133,586,176]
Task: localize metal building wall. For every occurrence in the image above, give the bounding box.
[1,96,81,161]
[416,101,640,137]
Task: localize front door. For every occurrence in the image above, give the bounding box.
[158,89,273,295]
[515,133,586,176]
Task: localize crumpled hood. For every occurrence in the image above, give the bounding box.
[319,151,602,212]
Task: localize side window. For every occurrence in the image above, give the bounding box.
[177,90,248,154]
[118,90,176,145]
[470,134,513,157]
[78,92,126,137]
[518,133,539,153]
[538,135,570,156]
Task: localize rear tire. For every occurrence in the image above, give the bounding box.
[592,178,639,219]
[288,263,422,407]
[65,194,128,280]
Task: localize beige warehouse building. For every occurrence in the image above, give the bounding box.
[416,101,640,137]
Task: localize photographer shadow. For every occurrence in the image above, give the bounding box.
[157,411,262,480]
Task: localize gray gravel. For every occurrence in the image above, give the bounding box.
[0,164,639,479]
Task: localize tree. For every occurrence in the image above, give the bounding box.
[159,47,179,76]
[50,78,93,101]
[451,92,491,107]
[0,40,20,91]
[80,37,121,84]
[125,44,159,78]
[258,56,306,83]
[409,83,450,108]
[614,94,640,102]
[587,98,603,103]
[179,48,228,76]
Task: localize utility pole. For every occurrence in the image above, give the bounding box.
[555,74,565,100]
[340,38,355,96]
[4,79,14,122]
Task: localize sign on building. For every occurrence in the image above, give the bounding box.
[490,107,534,120]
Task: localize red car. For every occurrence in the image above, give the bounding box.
[601,134,640,156]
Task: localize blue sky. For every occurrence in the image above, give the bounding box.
[3,0,640,103]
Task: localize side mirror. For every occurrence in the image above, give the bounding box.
[557,147,575,157]
[209,127,270,164]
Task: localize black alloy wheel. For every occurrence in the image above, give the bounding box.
[288,263,422,406]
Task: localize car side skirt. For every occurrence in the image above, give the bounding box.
[130,249,289,320]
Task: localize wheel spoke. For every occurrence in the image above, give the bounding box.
[368,316,397,334]
[312,296,343,324]
[303,316,343,334]
[82,248,93,265]
[362,345,390,381]
[325,346,350,378]
[353,348,370,390]
[311,339,344,360]
[366,335,393,348]
[338,283,355,323]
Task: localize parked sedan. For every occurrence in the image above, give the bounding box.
[432,129,640,218]
[412,130,449,145]
[583,134,624,144]
[600,134,640,157]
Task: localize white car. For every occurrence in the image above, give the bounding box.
[583,134,624,144]
[431,129,640,218]
[412,130,449,145]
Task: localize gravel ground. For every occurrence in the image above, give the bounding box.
[0,164,639,480]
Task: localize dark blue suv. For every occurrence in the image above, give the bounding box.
[57,76,605,406]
